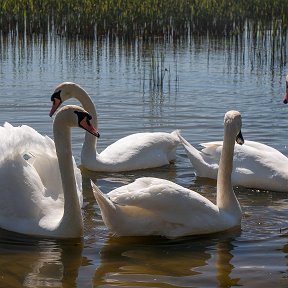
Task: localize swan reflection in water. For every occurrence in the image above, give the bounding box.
[93,232,240,287]
[0,229,83,287]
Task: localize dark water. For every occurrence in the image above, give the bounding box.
[0,31,288,287]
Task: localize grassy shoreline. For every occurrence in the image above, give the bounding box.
[1,0,287,38]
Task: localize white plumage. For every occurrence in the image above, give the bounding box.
[177,135,288,192]
[92,110,243,238]
[0,105,97,238]
[50,82,180,172]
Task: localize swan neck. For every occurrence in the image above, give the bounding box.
[74,88,98,127]
[216,128,239,212]
[74,86,98,156]
[53,124,83,235]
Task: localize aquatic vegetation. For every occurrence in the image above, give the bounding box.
[0,0,287,38]
[1,0,286,92]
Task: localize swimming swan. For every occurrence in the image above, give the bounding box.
[0,105,99,238]
[178,137,288,192]
[49,82,180,172]
[176,75,288,193]
[178,74,288,192]
[91,110,244,238]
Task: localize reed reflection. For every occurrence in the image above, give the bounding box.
[1,28,286,105]
[0,230,83,288]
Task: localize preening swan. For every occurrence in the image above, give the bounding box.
[91,110,243,238]
[0,105,99,238]
[179,137,288,192]
[49,82,180,172]
[177,122,288,192]
[178,74,288,193]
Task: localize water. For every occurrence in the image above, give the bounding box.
[0,31,288,287]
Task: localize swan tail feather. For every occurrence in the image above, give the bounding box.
[90,180,120,230]
[175,131,211,175]
[175,131,202,159]
[91,180,114,209]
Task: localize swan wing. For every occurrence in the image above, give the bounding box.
[0,123,82,204]
[200,140,288,190]
[0,123,83,235]
[93,177,222,237]
[0,153,45,220]
[200,140,283,155]
[200,140,288,170]
[94,132,179,171]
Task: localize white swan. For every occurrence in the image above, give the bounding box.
[177,74,288,193]
[49,82,180,172]
[0,105,99,238]
[91,110,243,238]
[177,132,288,192]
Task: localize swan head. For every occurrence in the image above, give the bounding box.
[224,110,244,145]
[284,75,288,104]
[50,82,83,116]
[54,105,100,137]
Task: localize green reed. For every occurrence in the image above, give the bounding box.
[1,0,288,38]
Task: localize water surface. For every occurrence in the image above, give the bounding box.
[0,32,288,287]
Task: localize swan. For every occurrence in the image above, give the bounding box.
[0,105,99,238]
[284,74,288,104]
[177,74,288,193]
[176,124,288,192]
[179,136,288,190]
[49,82,180,172]
[91,110,244,238]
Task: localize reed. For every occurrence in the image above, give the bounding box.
[149,50,166,90]
[1,0,288,39]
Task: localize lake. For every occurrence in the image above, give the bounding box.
[0,30,288,287]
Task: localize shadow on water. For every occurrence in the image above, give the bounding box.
[0,229,83,287]
[92,231,241,287]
